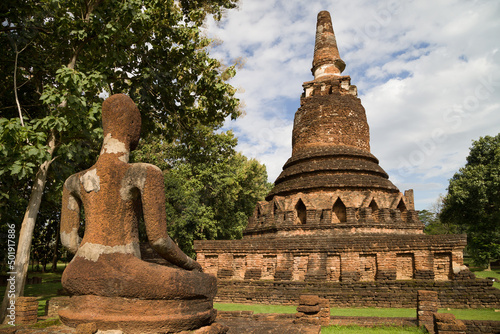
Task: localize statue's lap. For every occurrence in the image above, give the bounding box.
[60,253,218,332]
[62,253,217,300]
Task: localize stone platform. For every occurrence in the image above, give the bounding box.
[59,295,216,333]
[0,316,321,334]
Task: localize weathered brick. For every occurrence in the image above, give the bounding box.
[192,9,500,311]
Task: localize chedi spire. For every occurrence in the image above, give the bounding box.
[312,10,345,79]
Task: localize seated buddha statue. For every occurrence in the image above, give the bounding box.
[59,94,221,333]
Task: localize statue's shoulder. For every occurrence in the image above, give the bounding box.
[127,162,162,175]
[65,166,104,195]
[123,163,164,191]
[64,171,85,193]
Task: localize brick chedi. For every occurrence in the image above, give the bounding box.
[194,10,500,309]
[246,10,420,238]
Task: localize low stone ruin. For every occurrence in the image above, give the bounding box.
[294,295,330,326]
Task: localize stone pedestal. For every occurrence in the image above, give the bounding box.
[59,295,218,334]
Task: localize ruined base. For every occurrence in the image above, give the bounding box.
[59,295,218,333]
[214,279,500,309]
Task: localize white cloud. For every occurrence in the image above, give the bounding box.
[204,0,500,210]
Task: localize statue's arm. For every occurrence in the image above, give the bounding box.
[141,165,202,271]
[60,175,82,254]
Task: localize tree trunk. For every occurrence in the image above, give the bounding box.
[51,220,61,272]
[0,131,56,323]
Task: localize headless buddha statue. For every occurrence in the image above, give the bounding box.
[59,94,220,333]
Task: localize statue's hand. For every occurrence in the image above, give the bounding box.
[186,258,203,272]
[150,237,204,272]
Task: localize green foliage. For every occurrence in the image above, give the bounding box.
[133,129,272,257]
[1,0,240,189]
[440,134,500,267]
[0,0,240,262]
[420,198,460,235]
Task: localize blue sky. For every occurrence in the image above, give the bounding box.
[204,0,500,210]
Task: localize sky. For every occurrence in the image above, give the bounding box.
[203,0,500,210]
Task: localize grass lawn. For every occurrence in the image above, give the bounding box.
[0,269,64,316]
[215,303,499,321]
[437,308,500,321]
[321,325,426,333]
[472,268,500,289]
[330,307,414,318]
[215,302,297,314]
[214,303,416,318]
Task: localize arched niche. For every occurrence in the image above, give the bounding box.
[332,198,347,223]
[397,198,408,222]
[295,199,307,224]
[369,199,379,222]
[273,201,280,216]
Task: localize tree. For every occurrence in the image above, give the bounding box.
[133,128,272,257]
[0,0,239,321]
[420,196,460,235]
[440,134,500,269]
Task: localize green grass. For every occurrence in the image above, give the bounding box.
[321,325,426,333]
[25,270,64,316]
[0,268,64,316]
[471,268,500,289]
[0,317,61,330]
[215,302,297,314]
[29,317,61,328]
[330,307,415,318]
[437,308,500,321]
[215,303,499,321]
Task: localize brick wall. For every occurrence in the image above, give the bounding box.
[463,320,500,334]
[397,253,415,280]
[213,280,500,309]
[193,232,498,311]
[328,316,416,327]
[192,234,500,309]
[196,234,467,283]
[433,313,466,334]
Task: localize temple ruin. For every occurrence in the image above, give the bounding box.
[194,11,500,309]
